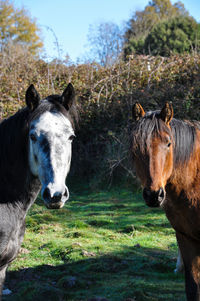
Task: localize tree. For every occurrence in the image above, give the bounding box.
[0,0,43,54]
[144,16,200,56]
[87,22,124,66]
[123,0,189,57]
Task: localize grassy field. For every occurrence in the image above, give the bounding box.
[3,185,185,301]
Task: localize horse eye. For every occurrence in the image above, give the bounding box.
[69,134,75,141]
[167,142,171,147]
[30,134,37,142]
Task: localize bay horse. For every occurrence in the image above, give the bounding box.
[131,102,200,301]
[0,83,76,299]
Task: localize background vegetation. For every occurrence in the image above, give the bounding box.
[0,0,43,54]
[1,45,200,181]
[0,0,200,182]
[123,0,200,57]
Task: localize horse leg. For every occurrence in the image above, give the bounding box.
[0,264,8,301]
[174,246,184,273]
[176,232,200,301]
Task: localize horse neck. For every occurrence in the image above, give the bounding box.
[169,127,200,196]
[0,109,41,210]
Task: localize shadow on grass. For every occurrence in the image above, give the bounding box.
[29,189,173,235]
[6,187,181,300]
[4,245,185,301]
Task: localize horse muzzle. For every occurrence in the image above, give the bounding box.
[42,186,69,209]
[143,187,166,207]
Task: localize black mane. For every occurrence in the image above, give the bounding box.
[0,108,30,201]
[132,111,197,166]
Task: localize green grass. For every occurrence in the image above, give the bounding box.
[4,186,185,301]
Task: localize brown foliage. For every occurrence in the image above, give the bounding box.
[0,45,200,182]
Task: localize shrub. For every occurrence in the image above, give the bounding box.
[1,45,200,184]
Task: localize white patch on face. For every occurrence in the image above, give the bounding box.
[29,110,74,207]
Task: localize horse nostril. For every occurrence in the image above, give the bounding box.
[143,187,165,207]
[158,187,165,199]
[43,187,51,200]
[52,193,62,203]
[143,187,151,201]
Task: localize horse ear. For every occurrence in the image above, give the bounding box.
[160,102,173,125]
[132,102,145,121]
[61,83,75,110]
[26,84,40,111]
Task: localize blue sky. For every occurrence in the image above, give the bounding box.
[14,0,200,62]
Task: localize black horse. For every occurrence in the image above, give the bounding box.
[0,83,77,298]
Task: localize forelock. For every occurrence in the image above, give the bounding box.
[131,111,171,155]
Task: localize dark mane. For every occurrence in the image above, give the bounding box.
[131,110,171,154]
[170,118,196,165]
[132,111,197,166]
[0,107,30,201]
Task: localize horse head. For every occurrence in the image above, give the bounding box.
[132,102,174,207]
[26,83,76,209]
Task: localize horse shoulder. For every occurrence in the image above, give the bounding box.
[165,188,200,241]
